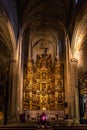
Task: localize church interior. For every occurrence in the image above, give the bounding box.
[0,0,87,128]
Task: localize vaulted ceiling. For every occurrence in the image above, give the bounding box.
[0,0,87,65]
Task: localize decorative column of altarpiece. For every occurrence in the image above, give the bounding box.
[23,54,64,111]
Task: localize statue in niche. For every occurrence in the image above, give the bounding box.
[42,84,46,91]
[42,96,46,103]
[42,73,46,79]
[36,54,41,68]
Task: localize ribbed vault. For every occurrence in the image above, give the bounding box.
[71,0,87,57]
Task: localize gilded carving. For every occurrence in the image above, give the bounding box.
[23,50,64,110]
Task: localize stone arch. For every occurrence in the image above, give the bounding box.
[0,10,17,124]
[0,11,16,55]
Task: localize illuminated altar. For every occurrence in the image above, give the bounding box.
[22,39,65,120]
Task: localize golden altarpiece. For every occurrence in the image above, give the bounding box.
[23,47,64,114]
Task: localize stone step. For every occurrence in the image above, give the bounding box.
[0,126,87,130]
[52,126,87,130]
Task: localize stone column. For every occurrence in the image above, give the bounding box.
[8,56,18,122]
[65,35,71,119]
[75,85,80,124]
[70,58,80,124]
[74,58,80,124]
[16,36,23,119]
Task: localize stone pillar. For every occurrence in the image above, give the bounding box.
[70,58,80,124]
[65,35,71,119]
[74,58,80,124]
[16,36,23,119]
[8,56,18,122]
[75,85,80,124]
